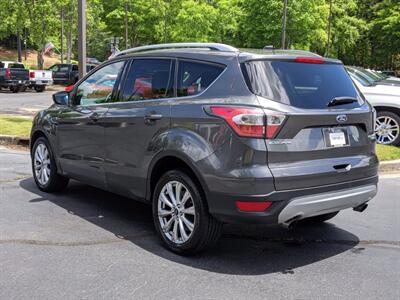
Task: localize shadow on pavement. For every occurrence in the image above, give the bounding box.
[20,177,360,275]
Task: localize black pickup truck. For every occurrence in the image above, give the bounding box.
[49,63,97,85]
[0,61,29,93]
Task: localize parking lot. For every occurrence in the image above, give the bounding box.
[0,145,399,299]
[0,89,54,116]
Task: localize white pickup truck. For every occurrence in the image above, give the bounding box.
[28,69,53,92]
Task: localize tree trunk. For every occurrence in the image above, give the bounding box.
[17,32,22,62]
[37,50,44,69]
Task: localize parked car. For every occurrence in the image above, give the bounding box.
[49,63,97,85]
[380,70,398,78]
[0,61,29,93]
[349,72,400,145]
[28,69,53,92]
[31,43,378,254]
[346,66,400,87]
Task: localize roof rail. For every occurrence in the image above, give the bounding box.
[115,43,239,57]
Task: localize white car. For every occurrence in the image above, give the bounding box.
[349,73,400,145]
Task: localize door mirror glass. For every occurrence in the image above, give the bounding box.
[53,91,69,105]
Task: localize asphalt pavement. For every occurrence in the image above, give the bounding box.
[0,146,399,299]
[0,88,56,116]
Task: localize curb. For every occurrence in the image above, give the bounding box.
[0,135,30,147]
[379,159,400,173]
[1,134,399,173]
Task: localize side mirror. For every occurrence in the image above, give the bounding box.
[53,91,69,106]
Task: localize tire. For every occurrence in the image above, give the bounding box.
[299,212,339,225]
[375,111,400,146]
[34,85,46,92]
[152,170,222,255]
[31,137,69,192]
[10,86,18,93]
[20,85,27,92]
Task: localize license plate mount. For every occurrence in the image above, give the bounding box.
[323,127,349,148]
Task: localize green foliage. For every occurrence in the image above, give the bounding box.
[0,0,398,70]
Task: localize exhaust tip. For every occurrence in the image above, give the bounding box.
[282,215,303,229]
[353,203,368,213]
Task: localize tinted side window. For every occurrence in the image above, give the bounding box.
[177,61,224,97]
[74,61,125,105]
[59,65,70,72]
[121,59,174,102]
[49,65,59,71]
[72,65,79,71]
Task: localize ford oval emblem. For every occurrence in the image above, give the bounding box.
[336,114,348,123]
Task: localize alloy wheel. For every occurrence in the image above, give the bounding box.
[34,143,51,185]
[375,116,400,145]
[157,181,196,244]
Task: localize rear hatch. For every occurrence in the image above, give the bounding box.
[241,57,378,190]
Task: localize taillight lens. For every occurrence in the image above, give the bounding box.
[209,106,265,138]
[208,106,285,139]
[29,71,35,78]
[5,69,11,79]
[266,114,286,138]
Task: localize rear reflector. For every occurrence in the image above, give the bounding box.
[29,71,35,78]
[236,201,272,212]
[295,57,324,64]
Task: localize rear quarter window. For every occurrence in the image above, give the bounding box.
[177,61,224,97]
[242,60,363,109]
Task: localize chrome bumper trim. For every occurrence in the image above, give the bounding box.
[278,184,377,226]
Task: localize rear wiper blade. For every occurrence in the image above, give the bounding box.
[327,97,358,107]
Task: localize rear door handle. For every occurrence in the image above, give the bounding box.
[144,114,163,121]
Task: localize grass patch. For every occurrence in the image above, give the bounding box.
[376,144,400,161]
[0,115,32,137]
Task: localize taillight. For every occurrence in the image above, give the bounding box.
[209,106,265,138]
[208,106,285,139]
[266,114,286,138]
[295,57,324,64]
[5,69,11,79]
[29,71,35,78]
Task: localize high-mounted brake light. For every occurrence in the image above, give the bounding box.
[208,106,285,139]
[294,57,324,64]
[29,71,35,78]
[5,68,11,79]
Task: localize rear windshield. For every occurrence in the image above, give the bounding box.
[8,63,25,69]
[242,60,363,109]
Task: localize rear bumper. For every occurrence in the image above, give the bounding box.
[277,184,377,226]
[208,175,378,225]
[29,80,53,86]
[1,80,28,86]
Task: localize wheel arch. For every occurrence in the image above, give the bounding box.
[374,106,400,117]
[146,152,210,208]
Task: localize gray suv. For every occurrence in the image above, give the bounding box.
[30,43,378,254]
